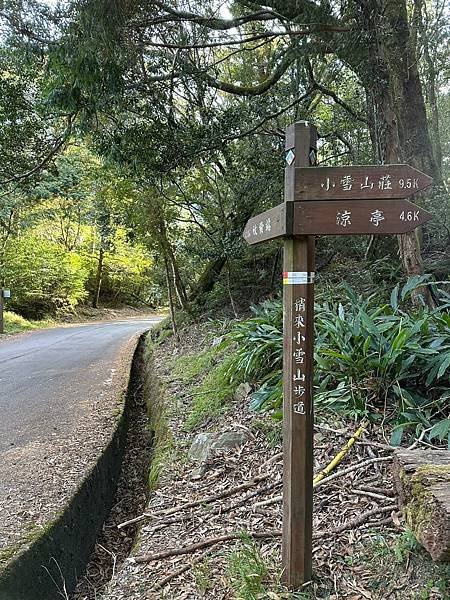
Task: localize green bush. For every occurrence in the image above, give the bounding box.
[222,278,450,444]
[2,233,89,317]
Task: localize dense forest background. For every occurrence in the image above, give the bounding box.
[0,0,448,321]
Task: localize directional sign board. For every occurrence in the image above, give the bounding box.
[293,200,432,235]
[243,199,431,243]
[243,203,288,244]
[294,164,433,201]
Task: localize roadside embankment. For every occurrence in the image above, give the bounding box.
[0,331,152,600]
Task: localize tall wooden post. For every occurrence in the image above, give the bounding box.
[282,121,317,588]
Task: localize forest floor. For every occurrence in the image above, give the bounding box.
[97,321,450,600]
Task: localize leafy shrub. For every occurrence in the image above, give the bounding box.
[3,311,52,334]
[2,233,89,317]
[222,278,450,443]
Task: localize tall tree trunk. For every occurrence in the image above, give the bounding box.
[359,0,438,306]
[190,255,227,304]
[93,244,104,309]
[158,218,190,313]
[163,252,179,342]
[415,0,444,177]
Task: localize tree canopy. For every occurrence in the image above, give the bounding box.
[0,0,448,316]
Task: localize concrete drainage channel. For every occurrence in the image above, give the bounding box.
[0,334,153,600]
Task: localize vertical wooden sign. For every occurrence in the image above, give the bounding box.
[282,121,316,588]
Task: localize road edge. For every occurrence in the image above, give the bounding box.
[0,331,145,600]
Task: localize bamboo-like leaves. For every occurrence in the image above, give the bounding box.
[223,279,450,442]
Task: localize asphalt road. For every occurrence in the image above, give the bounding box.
[0,318,161,453]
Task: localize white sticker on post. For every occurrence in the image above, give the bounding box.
[283,272,315,285]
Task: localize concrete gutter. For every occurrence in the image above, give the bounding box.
[0,333,144,600]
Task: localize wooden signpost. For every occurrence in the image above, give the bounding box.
[0,289,10,334]
[242,121,433,589]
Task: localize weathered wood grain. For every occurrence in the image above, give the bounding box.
[282,121,316,588]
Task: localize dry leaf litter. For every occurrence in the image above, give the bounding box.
[93,323,449,600]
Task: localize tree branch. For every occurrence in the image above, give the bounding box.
[142,25,350,50]
[204,48,297,96]
[306,61,369,124]
[150,2,285,30]
[0,116,74,186]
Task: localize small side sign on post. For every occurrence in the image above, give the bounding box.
[0,289,11,334]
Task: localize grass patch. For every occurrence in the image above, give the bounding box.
[142,338,174,490]
[182,355,236,430]
[172,346,220,382]
[348,529,450,599]
[251,417,282,447]
[193,555,214,595]
[167,344,238,431]
[226,533,269,599]
[2,311,52,334]
[224,534,312,599]
[143,336,190,489]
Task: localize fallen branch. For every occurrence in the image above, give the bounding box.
[318,504,398,537]
[313,419,368,485]
[150,510,395,591]
[258,452,282,472]
[133,530,282,563]
[151,544,221,591]
[253,494,282,508]
[253,455,393,508]
[135,504,399,564]
[118,473,269,529]
[147,479,282,534]
[313,455,392,488]
[220,479,282,514]
[353,489,392,501]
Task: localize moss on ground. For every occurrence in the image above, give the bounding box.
[0,520,55,570]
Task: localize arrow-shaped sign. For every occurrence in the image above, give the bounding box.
[243,199,431,244]
[243,203,288,245]
[294,164,433,201]
[293,200,432,235]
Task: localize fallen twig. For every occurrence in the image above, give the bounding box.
[145,479,282,534]
[253,456,393,508]
[258,452,282,472]
[135,503,398,564]
[313,419,368,485]
[316,504,398,537]
[133,530,282,563]
[151,544,221,591]
[313,455,392,488]
[118,472,270,529]
[353,489,392,501]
